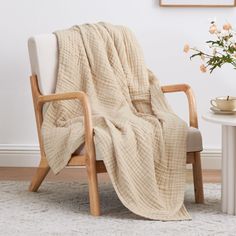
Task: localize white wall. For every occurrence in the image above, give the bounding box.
[0,0,235,166]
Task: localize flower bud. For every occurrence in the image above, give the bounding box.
[209,25,217,34]
[183,44,190,53]
[200,64,207,73]
[223,23,232,31]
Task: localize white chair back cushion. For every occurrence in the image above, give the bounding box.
[28,34,58,95]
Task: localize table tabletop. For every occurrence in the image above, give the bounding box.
[202,112,236,126]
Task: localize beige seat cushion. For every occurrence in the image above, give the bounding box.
[187,127,202,153]
[76,127,202,160]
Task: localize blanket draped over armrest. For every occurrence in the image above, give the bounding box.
[42,23,190,220]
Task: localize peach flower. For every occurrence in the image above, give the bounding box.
[209,25,217,34]
[183,44,190,53]
[200,64,207,73]
[223,23,232,31]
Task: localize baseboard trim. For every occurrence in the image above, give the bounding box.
[200,148,222,170]
[0,145,40,167]
[187,148,221,170]
[0,145,222,169]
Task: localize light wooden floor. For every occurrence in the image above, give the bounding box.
[0,167,221,183]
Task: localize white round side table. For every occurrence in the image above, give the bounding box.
[202,112,236,215]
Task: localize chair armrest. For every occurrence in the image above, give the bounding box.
[161,84,198,128]
[36,92,94,160]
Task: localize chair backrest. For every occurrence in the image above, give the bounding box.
[28,34,58,95]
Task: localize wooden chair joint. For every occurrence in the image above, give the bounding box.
[161,83,198,128]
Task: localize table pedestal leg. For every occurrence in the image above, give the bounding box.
[222,125,236,215]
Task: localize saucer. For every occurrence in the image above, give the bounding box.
[210,107,236,115]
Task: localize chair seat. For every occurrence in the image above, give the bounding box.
[187,127,202,152]
[75,127,202,160]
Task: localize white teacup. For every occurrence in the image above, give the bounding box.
[211,96,236,111]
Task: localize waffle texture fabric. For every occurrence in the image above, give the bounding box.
[42,23,190,220]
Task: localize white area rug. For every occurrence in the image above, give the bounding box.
[0,181,236,235]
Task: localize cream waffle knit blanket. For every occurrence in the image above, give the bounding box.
[42,23,190,220]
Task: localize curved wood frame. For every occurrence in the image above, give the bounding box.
[29,75,204,217]
[29,75,101,216]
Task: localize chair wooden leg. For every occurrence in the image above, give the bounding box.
[86,160,101,216]
[192,152,204,203]
[29,159,50,192]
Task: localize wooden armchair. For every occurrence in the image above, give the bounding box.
[28,34,204,217]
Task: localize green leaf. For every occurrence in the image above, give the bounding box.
[190,52,202,60]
